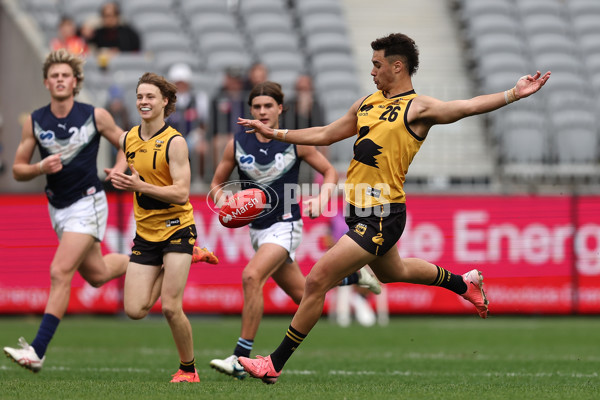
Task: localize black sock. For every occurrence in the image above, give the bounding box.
[430,265,467,294]
[270,325,307,372]
[340,272,359,286]
[179,358,196,373]
[233,337,253,358]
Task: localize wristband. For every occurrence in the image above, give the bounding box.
[39,159,44,174]
[273,129,288,141]
[504,87,518,104]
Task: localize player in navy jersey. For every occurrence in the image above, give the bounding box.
[208,81,381,379]
[3,49,131,372]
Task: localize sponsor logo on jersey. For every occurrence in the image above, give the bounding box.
[238,155,255,171]
[166,218,181,227]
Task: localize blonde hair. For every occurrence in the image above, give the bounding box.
[43,49,85,96]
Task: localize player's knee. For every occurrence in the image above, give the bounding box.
[85,278,105,288]
[124,304,149,320]
[49,265,73,287]
[304,274,328,296]
[241,270,263,290]
[161,303,182,321]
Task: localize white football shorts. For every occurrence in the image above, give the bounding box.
[249,220,303,262]
[48,191,108,241]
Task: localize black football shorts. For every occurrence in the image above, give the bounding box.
[344,203,406,256]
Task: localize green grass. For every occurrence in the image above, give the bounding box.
[1,315,598,399]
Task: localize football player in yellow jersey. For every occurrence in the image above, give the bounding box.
[110,73,200,383]
[236,32,551,384]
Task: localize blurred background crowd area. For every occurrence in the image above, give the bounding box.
[0,0,599,194]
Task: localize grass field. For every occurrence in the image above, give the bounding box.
[1,315,598,399]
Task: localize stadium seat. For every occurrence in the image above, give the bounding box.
[106,53,155,73]
[479,72,525,95]
[299,13,347,36]
[252,32,301,54]
[120,0,176,18]
[533,53,584,75]
[578,33,600,57]
[295,0,343,16]
[65,0,105,25]
[311,53,357,74]
[198,32,247,55]
[469,33,527,59]
[269,70,301,95]
[318,89,360,112]
[238,0,287,14]
[305,32,353,56]
[587,53,600,76]
[464,14,521,41]
[572,14,600,37]
[261,51,306,74]
[528,33,578,57]
[130,12,185,35]
[188,13,239,36]
[538,72,588,98]
[566,0,600,17]
[515,0,565,17]
[552,127,599,164]
[243,13,295,35]
[204,51,252,72]
[499,127,549,163]
[314,71,360,95]
[476,52,531,79]
[521,14,570,36]
[190,70,223,99]
[180,0,230,14]
[143,31,194,54]
[458,0,513,23]
[154,50,203,74]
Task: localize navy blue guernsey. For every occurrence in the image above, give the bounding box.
[234,131,302,229]
[31,102,103,208]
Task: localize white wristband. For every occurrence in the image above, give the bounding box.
[39,159,44,174]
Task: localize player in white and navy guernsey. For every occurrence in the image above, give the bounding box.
[234,126,302,229]
[32,101,104,208]
[208,81,381,380]
[4,49,130,372]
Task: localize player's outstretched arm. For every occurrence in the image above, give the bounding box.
[237,97,366,146]
[410,71,551,132]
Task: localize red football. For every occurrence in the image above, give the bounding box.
[218,188,267,228]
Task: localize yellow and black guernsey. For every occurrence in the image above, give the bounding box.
[345,90,424,208]
[123,124,195,242]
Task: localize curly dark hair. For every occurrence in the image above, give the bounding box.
[136,72,177,117]
[371,33,420,76]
